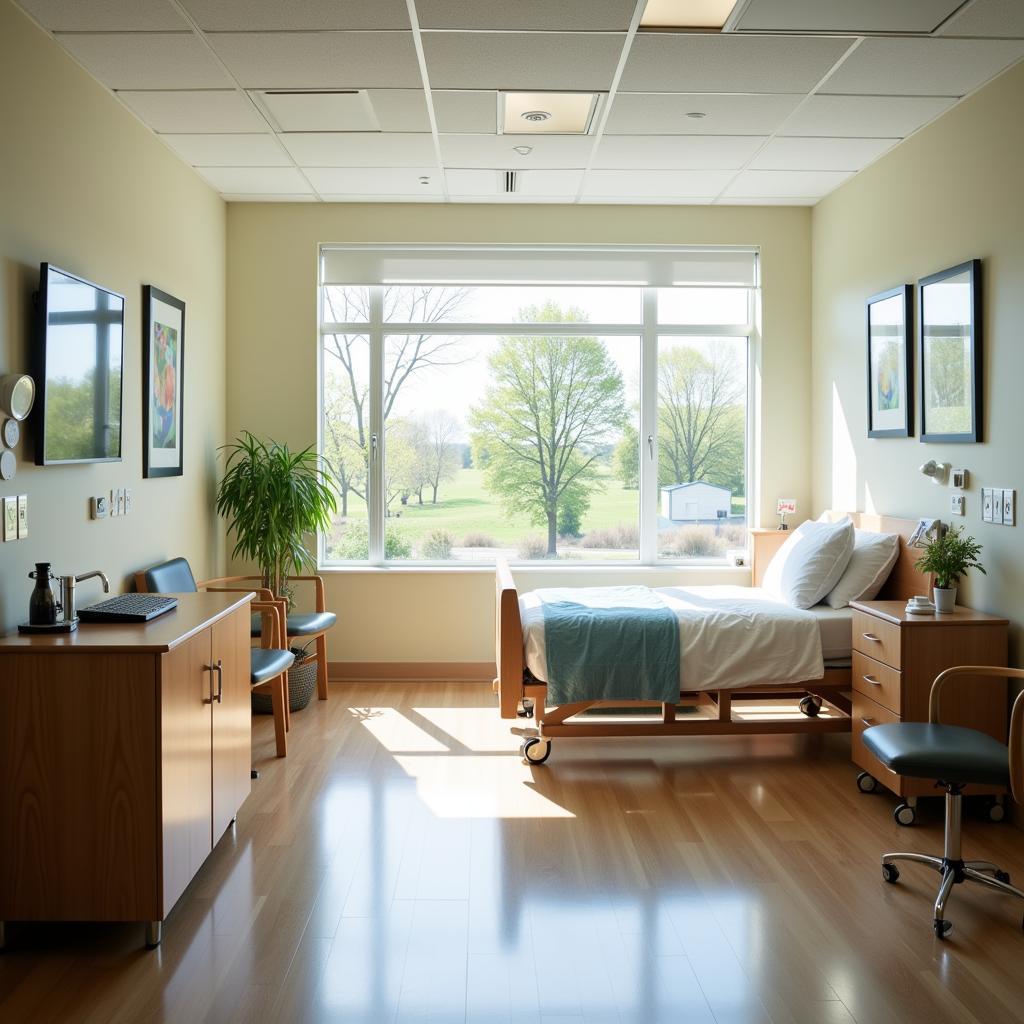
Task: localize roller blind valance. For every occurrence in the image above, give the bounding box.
[320,245,759,288]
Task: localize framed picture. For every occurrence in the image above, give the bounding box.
[919,259,982,443]
[142,286,185,477]
[866,285,913,438]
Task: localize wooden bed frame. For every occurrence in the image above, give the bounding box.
[493,512,931,762]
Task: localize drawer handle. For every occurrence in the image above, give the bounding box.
[862,632,881,642]
[862,674,881,686]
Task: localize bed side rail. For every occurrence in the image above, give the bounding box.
[495,557,525,719]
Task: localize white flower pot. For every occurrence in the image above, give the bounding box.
[933,586,957,613]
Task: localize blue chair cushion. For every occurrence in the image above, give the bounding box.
[251,647,295,686]
[142,557,198,594]
[863,722,1009,787]
[251,610,336,639]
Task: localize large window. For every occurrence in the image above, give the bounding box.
[319,246,757,566]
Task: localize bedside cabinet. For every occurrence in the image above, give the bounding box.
[850,600,1008,825]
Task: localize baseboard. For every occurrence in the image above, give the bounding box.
[329,661,495,682]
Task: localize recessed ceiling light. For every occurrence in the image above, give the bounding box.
[640,0,739,30]
[501,92,599,135]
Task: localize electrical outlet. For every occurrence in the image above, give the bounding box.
[2,496,16,541]
[982,488,993,522]
[17,494,27,538]
[952,469,968,489]
[1003,489,1016,526]
[91,495,108,519]
[950,493,965,516]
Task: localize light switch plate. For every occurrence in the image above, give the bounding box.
[17,494,27,538]
[124,488,132,514]
[110,488,120,516]
[950,493,965,516]
[1002,488,1016,526]
[91,495,108,519]
[992,489,1004,524]
[2,496,16,541]
[981,487,993,522]
[952,469,968,489]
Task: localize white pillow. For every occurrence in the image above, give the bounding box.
[824,529,899,608]
[762,518,855,609]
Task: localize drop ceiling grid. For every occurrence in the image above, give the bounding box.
[10,0,1024,205]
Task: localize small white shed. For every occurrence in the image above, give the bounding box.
[660,481,731,522]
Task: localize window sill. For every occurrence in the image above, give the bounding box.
[318,562,750,578]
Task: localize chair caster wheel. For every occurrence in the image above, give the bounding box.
[987,800,1006,823]
[856,771,878,794]
[995,870,1011,884]
[882,864,900,884]
[520,738,551,765]
[799,695,821,717]
[933,918,953,939]
[894,803,916,827]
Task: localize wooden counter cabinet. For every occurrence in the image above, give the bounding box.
[0,591,253,949]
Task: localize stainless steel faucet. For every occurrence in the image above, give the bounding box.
[59,570,110,623]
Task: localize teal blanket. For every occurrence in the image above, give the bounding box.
[538,586,680,705]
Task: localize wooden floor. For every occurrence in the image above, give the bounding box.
[2,681,1024,1023]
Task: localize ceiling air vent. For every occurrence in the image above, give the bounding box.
[504,170,518,194]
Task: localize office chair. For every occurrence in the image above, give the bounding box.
[862,665,1024,938]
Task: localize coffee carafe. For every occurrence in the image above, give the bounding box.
[28,562,58,625]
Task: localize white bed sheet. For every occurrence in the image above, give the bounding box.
[520,585,826,693]
[809,603,853,661]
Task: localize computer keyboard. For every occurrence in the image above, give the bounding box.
[79,594,179,623]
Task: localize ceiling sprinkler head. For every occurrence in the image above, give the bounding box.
[521,110,552,122]
[686,111,707,119]
[512,145,533,156]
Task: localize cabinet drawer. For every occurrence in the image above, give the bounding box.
[852,611,901,669]
[852,691,901,786]
[852,651,901,715]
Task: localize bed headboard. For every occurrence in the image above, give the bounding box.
[818,511,932,600]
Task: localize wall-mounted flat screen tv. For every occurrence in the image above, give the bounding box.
[34,263,124,465]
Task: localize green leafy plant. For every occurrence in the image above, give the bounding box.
[914,525,986,590]
[217,431,337,602]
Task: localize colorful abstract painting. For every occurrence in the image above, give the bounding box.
[152,321,178,449]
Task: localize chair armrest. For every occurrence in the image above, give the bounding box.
[199,573,263,589]
[929,665,1024,806]
[252,599,287,649]
[204,584,275,601]
[286,574,327,612]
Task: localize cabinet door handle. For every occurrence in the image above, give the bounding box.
[204,663,215,704]
[862,674,880,686]
[213,659,223,704]
[862,632,881,643]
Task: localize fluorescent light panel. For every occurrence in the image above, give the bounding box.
[501,92,598,135]
[640,0,739,30]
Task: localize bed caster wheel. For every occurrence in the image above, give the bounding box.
[894,803,916,827]
[881,863,900,884]
[856,771,878,794]
[933,918,953,939]
[799,695,821,717]
[995,870,1011,884]
[986,799,1006,823]
[520,738,551,765]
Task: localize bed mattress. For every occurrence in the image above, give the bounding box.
[809,603,853,661]
[520,585,832,694]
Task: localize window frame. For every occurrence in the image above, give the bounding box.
[318,249,759,569]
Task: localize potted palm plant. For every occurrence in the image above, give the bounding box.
[216,432,337,709]
[914,525,985,613]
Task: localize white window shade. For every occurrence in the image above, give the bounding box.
[320,245,758,288]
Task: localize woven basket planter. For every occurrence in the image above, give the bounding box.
[252,648,318,714]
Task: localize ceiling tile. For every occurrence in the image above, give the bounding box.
[433,91,497,133]
[445,168,583,195]
[224,194,318,202]
[444,169,497,195]
[319,194,446,203]
[207,32,422,89]
[367,90,431,132]
[179,0,410,30]
[735,0,962,34]
[579,195,714,205]
[415,0,637,30]
[56,32,232,89]
[717,196,817,205]
[160,133,289,167]
[439,134,594,168]
[280,133,436,167]
[620,34,853,93]
[778,94,956,137]
[940,0,1024,38]
[117,89,268,133]
[593,135,767,170]
[604,92,803,135]
[822,38,1024,96]
[255,90,378,132]
[517,169,585,195]
[723,169,854,197]
[583,169,735,196]
[197,166,313,194]
[421,32,623,90]
[303,167,444,194]
[750,136,897,170]
[17,0,188,30]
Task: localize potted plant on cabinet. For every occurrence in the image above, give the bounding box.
[914,525,986,613]
[217,431,337,710]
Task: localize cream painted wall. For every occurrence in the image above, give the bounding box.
[812,61,1024,661]
[227,203,811,664]
[0,1,227,632]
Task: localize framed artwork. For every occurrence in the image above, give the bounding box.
[919,259,982,443]
[866,285,913,438]
[142,286,185,477]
